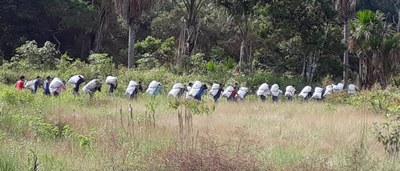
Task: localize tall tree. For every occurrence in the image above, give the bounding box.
[350,10,400,89]
[217,0,259,72]
[114,0,155,69]
[334,0,356,84]
[171,0,207,67]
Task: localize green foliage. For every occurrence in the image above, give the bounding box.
[88,53,114,78]
[11,40,59,70]
[0,89,34,106]
[373,106,400,158]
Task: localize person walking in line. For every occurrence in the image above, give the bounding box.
[68,75,85,96]
[49,78,66,96]
[106,76,118,96]
[270,84,283,102]
[186,82,193,99]
[25,76,41,94]
[256,83,270,102]
[285,85,296,101]
[82,79,102,98]
[43,76,51,95]
[210,83,224,102]
[16,76,25,91]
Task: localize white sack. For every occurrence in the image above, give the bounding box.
[168,83,185,97]
[270,84,281,96]
[285,86,296,97]
[105,76,118,85]
[312,87,324,99]
[82,79,99,94]
[256,83,270,96]
[299,86,312,98]
[68,75,84,84]
[49,78,64,93]
[348,84,357,94]
[237,87,249,99]
[146,81,161,95]
[125,81,138,95]
[189,81,202,97]
[209,83,220,96]
[222,86,234,98]
[323,85,333,97]
[337,83,344,92]
[24,80,36,90]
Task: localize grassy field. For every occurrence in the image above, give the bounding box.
[0,86,398,170]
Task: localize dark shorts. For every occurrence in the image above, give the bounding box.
[260,95,266,102]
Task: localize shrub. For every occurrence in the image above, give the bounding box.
[12,40,59,70]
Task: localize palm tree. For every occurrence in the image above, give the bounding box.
[350,10,400,89]
[334,0,356,84]
[114,0,156,69]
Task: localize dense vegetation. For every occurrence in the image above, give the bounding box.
[1,0,400,87]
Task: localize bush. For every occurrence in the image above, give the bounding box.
[11,40,59,70]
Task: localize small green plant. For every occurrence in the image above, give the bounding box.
[373,106,400,159]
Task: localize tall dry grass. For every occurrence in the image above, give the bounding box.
[2,96,398,170]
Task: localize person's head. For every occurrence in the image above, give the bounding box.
[36,76,40,80]
[189,82,193,87]
[20,76,25,80]
[235,83,239,86]
[139,81,142,85]
[46,76,51,80]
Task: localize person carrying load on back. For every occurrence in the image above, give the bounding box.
[43,76,51,95]
[236,86,249,101]
[68,75,85,96]
[194,83,208,101]
[186,82,193,99]
[348,83,358,94]
[25,76,41,94]
[228,83,239,101]
[222,84,234,101]
[82,79,102,98]
[311,87,324,100]
[270,84,283,102]
[106,76,118,96]
[146,81,163,96]
[125,80,139,99]
[188,81,205,101]
[323,85,333,97]
[49,77,66,96]
[256,83,270,102]
[16,76,25,91]
[168,83,186,98]
[285,85,296,101]
[210,83,224,102]
[298,86,312,100]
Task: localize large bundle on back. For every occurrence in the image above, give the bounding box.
[68,75,84,84]
[222,86,234,98]
[323,85,333,97]
[209,83,220,96]
[106,76,118,86]
[236,87,249,99]
[285,86,296,97]
[125,81,138,95]
[49,78,64,93]
[348,84,357,94]
[299,86,312,99]
[188,81,202,97]
[270,84,281,96]
[146,81,162,96]
[83,79,100,94]
[256,83,270,96]
[168,83,185,97]
[311,87,324,99]
[24,80,36,90]
[337,83,344,92]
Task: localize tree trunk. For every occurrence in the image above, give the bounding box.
[128,23,135,69]
[397,10,400,32]
[343,20,350,84]
[239,40,246,70]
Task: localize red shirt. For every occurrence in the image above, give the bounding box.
[16,80,24,91]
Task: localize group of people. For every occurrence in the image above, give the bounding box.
[15,75,357,102]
